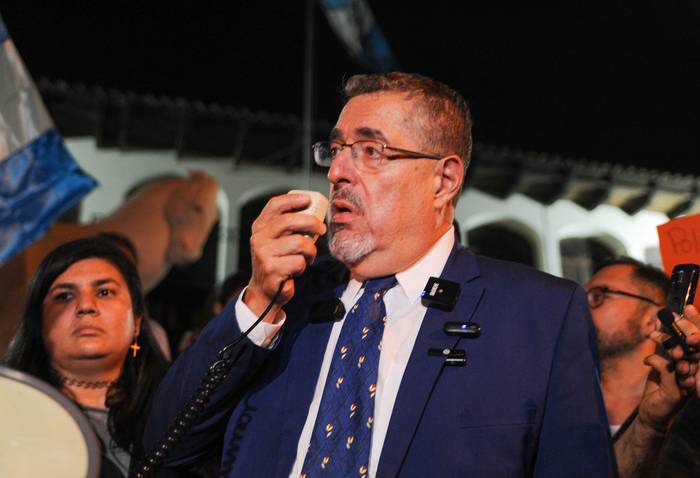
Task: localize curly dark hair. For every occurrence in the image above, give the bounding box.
[3,236,168,455]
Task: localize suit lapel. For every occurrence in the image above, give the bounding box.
[376,246,484,478]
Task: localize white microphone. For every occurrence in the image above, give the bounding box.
[288,190,328,242]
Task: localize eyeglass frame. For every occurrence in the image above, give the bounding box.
[586,285,661,309]
[312,140,443,169]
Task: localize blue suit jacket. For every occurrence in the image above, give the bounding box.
[143,245,616,477]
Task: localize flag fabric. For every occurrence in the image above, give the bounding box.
[318,0,397,72]
[0,14,96,264]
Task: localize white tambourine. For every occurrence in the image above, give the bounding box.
[0,365,101,477]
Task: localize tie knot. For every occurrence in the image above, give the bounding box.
[362,275,397,295]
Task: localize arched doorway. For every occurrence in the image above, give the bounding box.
[559,236,622,283]
[466,222,538,268]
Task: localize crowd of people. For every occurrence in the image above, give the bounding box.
[3,71,700,477]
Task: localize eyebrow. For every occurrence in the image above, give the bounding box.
[586,284,616,293]
[49,278,120,293]
[329,127,388,143]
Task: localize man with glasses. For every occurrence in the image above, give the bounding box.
[144,72,615,477]
[585,258,700,477]
[585,258,668,436]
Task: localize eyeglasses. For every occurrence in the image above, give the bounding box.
[312,140,442,173]
[586,286,660,309]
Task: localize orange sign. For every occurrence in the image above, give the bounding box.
[657,213,700,275]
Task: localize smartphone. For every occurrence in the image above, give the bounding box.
[659,263,699,355]
[666,263,699,315]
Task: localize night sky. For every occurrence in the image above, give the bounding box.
[3,2,699,173]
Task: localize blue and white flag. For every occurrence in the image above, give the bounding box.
[0,14,96,264]
[318,0,397,72]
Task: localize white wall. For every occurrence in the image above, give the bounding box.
[67,138,329,278]
[455,189,668,275]
[67,138,670,278]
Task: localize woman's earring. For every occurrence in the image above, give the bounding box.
[130,336,140,358]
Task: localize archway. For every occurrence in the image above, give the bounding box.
[559,236,624,283]
[466,222,538,268]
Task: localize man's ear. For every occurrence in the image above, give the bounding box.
[433,155,464,207]
[642,308,660,337]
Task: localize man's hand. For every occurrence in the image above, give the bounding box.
[637,351,684,433]
[640,304,700,430]
[243,193,327,321]
[658,304,700,395]
[614,348,680,478]
[614,309,697,478]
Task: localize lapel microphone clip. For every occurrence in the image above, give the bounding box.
[443,321,481,339]
[310,298,346,323]
[428,347,467,366]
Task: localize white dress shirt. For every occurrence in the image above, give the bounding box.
[236,228,455,478]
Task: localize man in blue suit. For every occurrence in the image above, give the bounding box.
[142,72,616,477]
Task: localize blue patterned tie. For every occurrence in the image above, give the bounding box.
[300,275,397,478]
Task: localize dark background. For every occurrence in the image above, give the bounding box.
[3,1,699,173]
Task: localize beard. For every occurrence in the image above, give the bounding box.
[595,318,646,362]
[328,188,375,264]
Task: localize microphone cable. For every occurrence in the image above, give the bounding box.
[132,281,285,477]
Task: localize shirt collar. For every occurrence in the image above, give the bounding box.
[345,227,455,304]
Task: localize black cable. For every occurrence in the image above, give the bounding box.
[132,281,285,478]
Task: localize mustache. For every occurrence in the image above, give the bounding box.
[331,187,364,213]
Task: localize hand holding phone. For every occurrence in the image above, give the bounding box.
[658,263,700,356]
[658,308,695,357]
[666,264,699,315]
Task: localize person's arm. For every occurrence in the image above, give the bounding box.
[141,299,274,467]
[533,287,617,477]
[667,305,700,394]
[614,414,666,478]
[614,353,683,478]
[140,193,326,467]
[614,303,700,478]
